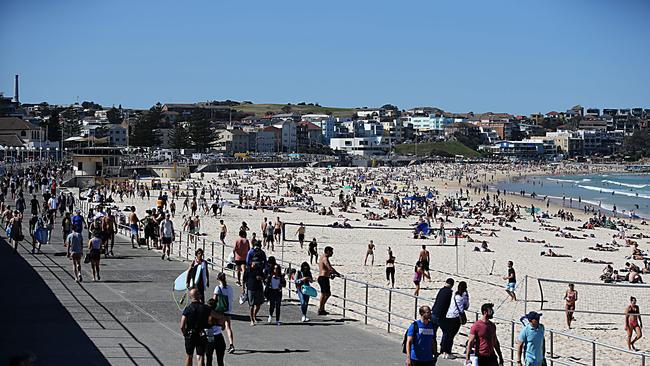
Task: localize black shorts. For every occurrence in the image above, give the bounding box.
[235,260,246,267]
[317,276,331,295]
[409,360,435,366]
[421,261,430,271]
[298,234,305,242]
[477,354,499,366]
[90,248,101,261]
[220,232,226,240]
[162,236,172,244]
[184,333,206,356]
[144,229,155,240]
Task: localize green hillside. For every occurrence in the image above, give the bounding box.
[233,103,357,118]
[394,140,480,157]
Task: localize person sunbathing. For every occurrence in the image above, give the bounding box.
[541,249,572,257]
[578,257,613,264]
[518,236,546,244]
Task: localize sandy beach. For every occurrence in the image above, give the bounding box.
[87,162,649,365]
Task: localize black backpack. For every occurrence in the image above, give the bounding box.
[402,321,419,354]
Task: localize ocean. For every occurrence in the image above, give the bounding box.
[494,173,650,218]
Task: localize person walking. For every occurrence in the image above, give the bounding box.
[233,230,249,287]
[295,262,313,322]
[517,311,545,366]
[503,261,517,301]
[441,281,469,359]
[386,247,396,288]
[204,298,227,366]
[563,283,578,329]
[159,213,175,261]
[246,261,265,326]
[465,303,505,366]
[8,210,23,253]
[266,264,286,325]
[308,238,318,265]
[625,296,643,351]
[405,305,437,366]
[186,249,209,303]
[431,278,454,353]
[65,229,84,282]
[180,289,215,366]
[88,231,103,281]
[413,263,429,296]
[364,240,375,266]
[212,273,235,354]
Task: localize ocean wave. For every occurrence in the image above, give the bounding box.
[546,178,580,184]
[602,180,647,189]
[578,185,650,199]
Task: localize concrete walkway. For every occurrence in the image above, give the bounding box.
[1,219,460,366]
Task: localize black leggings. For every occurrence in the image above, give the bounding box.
[268,290,282,321]
[386,267,395,285]
[205,333,226,366]
[439,317,461,354]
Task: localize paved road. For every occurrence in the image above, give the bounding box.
[0,220,460,366]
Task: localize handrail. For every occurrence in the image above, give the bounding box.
[78,200,650,365]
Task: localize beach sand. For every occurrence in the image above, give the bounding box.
[91,163,649,364]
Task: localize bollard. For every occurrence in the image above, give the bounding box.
[591,342,596,366]
[510,322,515,366]
[414,297,418,320]
[550,332,554,366]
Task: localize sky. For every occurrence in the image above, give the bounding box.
[1,0,649,115]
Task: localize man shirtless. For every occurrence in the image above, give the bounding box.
[128,206,139,248]
[295,222,306,249]
[219,220,227,245]
[274,217,283,244]
[261,217,268,249]
[318,246,340,315]
[418,245,431,280]
[102,211,117,256]
[364,240,375,266]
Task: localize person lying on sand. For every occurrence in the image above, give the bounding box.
[541,249,572,257]
[578,257,613,265]
[518,236,546,244]
[588,244,619,252]
[473,241,492,252]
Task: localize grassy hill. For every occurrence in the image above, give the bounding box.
[394,140,480,157]
[232,103,357,118]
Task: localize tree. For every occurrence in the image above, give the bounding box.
[106,107,122,124]
[44,111,62,142]
[281,105,292,113]
[187,110,215,152]
[170,123,190,149]
[60,108,81,139]
[130,105,162,147]
[381,104,399,111]
[81,101,103,110]
[623,128,650,160]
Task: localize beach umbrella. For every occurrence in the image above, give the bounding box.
[426,191,434,199]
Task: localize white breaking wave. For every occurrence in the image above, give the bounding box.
[602,180,647,189]
[546,178,580,184]
[578,185,650,199]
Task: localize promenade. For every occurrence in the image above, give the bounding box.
[0,220,459,366]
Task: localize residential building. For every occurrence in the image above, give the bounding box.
[216,129,255,154]
[297,121,324,151]
[256,126,281,152]
[483,140,547,160]
[329,135,389,157]
[272,120,297,152]
[545,130,584,157]
[302,114,335,143]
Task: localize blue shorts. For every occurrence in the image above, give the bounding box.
[130,224,139,236]
[506,282,516,292]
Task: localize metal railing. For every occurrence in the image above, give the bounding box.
[78,200,649,366]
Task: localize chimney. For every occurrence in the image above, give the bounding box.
[14,74,19,103]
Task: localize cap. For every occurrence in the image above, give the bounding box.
[525,311,542,321]
[445,278,455,285]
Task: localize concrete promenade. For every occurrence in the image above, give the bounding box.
[0,220,460,366]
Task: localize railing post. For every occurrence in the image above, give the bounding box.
[550,332,554,366]
[364,283,369,325]
[414,297,419,320]
[387,290,392,333]
[287,263,292,299]
[221,243,225,273]
[592,342,596,366]
[642,354,645,366]
[524,275,528,315]
[342,277,347,318]
[210,240,214,269]
[202,238,206,253]
[510,321,515,366]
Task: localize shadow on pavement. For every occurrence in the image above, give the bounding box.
[0,238,111,366]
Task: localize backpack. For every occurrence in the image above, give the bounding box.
[250,248,266,267]
[213,286,229,313]
[402,321,419,354]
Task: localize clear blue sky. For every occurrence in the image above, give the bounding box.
[1,0,649,115]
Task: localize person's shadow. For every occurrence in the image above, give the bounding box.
[234,349,309,355]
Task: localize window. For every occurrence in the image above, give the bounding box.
[344,141,352,146]
[21,131,26,137]
[77,162,83,170]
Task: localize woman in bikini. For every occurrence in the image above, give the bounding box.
[625,296,643,351]
[564,283,578,328]
[413,262,430,296]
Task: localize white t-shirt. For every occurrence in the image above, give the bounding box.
[213,284,234,314]
[48,197,57,210]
